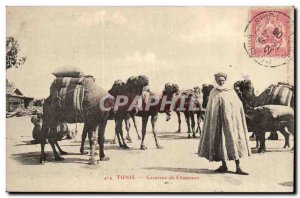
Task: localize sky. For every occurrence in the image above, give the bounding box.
[6,7,294,99]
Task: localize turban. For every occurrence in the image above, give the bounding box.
[214,72,227,80]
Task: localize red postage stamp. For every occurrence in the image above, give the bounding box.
[250,9,291,58]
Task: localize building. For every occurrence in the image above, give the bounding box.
[6,86,34,112]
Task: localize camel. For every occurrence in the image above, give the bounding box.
[170,85,206,138]
[234,80,294,150]
[136,83,180,150]
[247,105,294,152]
[108,76,149,149]
[39,75,148,165]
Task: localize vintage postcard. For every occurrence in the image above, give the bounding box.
[6,6,295,192]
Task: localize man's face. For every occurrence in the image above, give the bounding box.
[216,77,226,86]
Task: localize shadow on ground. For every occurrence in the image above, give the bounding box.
[143,167,237,175]
[158,134,200,140]
[251,148,294,154]
[278,181,294,187]
[14,140,36,147]
[11,151,88,165]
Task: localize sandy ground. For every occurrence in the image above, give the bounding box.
[6,113,294,192]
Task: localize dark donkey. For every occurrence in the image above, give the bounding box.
[39,76,114,165]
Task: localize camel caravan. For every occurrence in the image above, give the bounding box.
[36,67,294,165]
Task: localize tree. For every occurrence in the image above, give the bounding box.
[6,79,15,89]
[6,37,26,70]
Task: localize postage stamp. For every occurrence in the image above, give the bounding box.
[244,8,294,67]
[250,9,291,57]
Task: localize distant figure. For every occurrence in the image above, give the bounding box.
[198,72,251,175]
[31,113,43,144]
[31,113,73,144]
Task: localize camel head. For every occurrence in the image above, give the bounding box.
[201,84,214,109]
[193,86,201,95]
[201,84,214,96]
[163,83,180,97]
[126,75,149,96]
[234,80,255,110]
[181,89,194,98]
[108,79,128,97]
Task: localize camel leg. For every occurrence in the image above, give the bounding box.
[196,113,201,134]
[258,131,266,153]
[87,124,98,165]
[287,119,295,150]
[115,118,123,147]
[115,117,129,149]
[111,134,117,144]
[268,131,278,140]
[176,111,181,133]
[98,119,109,161]
[80,124,88,154]
[48,126,64,161]
[119,126,129,149]
[254,133,259,148]
[116,133,123,147]
[55,141,68,155]
[39,126,48,164]
[279,128,290,149]
[124,118,132,143]
[140,115,149,150]
[151,113,163,149]
[184,113,191,138]
[132,115,141,140]
[191,113,196,138]
[86,129,98,155]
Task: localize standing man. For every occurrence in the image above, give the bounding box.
[198,72,251,175]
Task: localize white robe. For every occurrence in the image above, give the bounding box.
[198,87,251,161]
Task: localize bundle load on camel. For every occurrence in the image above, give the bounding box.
[177,88,202,111]
[52,66,84,78]
[248,82,294,108]
[259,83,294,108]
[50,69,107,123]
[254,105,294,120]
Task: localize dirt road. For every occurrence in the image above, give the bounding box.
[6,114,294,192]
